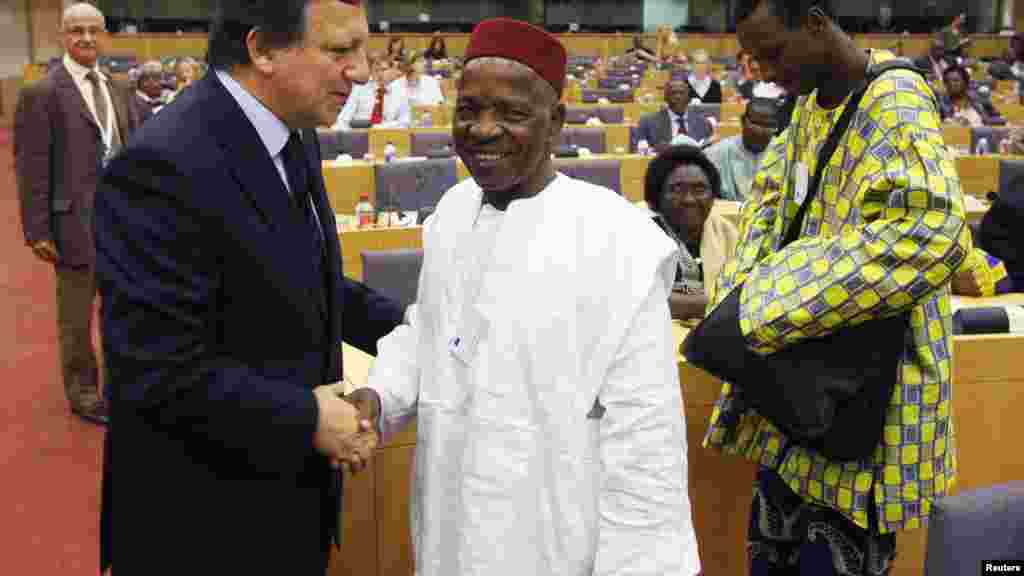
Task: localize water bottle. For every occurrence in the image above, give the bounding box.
[976,137,990,155]
[420,112,433,128]
[637,139,651,156]
[355,193,375,229]
[384,142,396,163]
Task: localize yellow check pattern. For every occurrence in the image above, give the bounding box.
[704,52,971,535]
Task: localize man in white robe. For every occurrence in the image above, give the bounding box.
[346,18,701,576]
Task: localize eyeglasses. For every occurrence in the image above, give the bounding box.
[663,181,711,202]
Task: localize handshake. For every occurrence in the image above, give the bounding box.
[312,383,382,474]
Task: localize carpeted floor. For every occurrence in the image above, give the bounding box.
[0,135,104,574]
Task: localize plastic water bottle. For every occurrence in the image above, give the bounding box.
[384,142,396,163]
[637,139,651,156]
[976,137,990,155]
[355,193,375,229]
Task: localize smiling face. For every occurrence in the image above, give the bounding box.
[662,163,714,245]
[62,4,106,68]
[665,80,691,116]
[261,1,370,129]
[737,0,830,97]
[454,58,564,204]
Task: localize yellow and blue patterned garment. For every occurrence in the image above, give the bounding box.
[959,247,1013,296]
[703,51,972,535]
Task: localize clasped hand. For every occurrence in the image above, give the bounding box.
[312,383,382,474]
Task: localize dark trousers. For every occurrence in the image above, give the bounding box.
[55,266,101,410]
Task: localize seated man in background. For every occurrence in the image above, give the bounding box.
[400,52,445,107]
[645,144,739,320]
[638,79,713,150]
[334,51,411,129]
[704,97,778,202]
[133,60,169,117]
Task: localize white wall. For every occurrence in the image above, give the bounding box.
[643,0,688,32]
[0,0,32,77]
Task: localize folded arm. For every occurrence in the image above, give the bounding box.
[738,82,970,355]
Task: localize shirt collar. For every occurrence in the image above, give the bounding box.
[63,53,104,82]
[215,69,291,159]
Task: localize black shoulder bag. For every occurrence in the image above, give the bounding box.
[682,60,922,461]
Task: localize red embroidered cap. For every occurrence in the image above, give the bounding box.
[463,18,567,96]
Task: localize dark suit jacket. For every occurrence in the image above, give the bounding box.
[14,62,143,268]
[636,107,712,148]
[95,73,405,575]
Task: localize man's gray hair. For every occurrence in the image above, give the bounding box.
[62,2,105,31]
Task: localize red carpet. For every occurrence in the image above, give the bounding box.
[0,140,104,574]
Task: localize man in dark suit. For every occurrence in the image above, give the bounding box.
[95,0,404,574]
[14,2,144,426]
[636,80,713,150]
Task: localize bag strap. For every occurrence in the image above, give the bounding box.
[780,59,926,248]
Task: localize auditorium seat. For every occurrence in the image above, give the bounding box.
[374,158,457,212]
[595,106,625,124]
[410,131,454,156]
[360,249,423,310]
[565,107,595,124]
[924,482,1024,576]
[998,158,1024,206]
[582,89,635,103]
[318,130,369,159]
[555,158,621,194]
[971,126,1011,154]
[559,127,607,153]
[599,77,641,90]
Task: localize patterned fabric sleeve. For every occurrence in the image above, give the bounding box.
[737,72,971,356]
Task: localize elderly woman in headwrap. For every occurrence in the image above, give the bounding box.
[645,144,740,320]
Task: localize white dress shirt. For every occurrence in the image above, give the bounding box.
[63,53,121,149]
[333,77,412,130]
[403,74,445,107]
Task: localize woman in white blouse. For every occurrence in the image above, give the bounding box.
[401,52,445,107]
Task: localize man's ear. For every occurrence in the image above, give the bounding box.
[245,28,275,74]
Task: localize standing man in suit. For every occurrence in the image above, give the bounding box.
[14,2,144,426]
[95,0,405,574]
[637,79,713,151]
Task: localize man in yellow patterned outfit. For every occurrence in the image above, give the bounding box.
[711,1,971,574]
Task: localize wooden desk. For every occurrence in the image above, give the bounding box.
[956,154,1001,199]
[943,124,972,149]
[332,293,1024,576]
[337,227,424,282]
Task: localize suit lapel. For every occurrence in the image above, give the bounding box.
[658,108,672,143]
[204,74,294,232]
[55,64,100,136]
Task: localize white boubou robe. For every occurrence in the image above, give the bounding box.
[367,173,701,576]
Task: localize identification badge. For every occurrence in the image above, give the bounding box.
[448,306,486,366]
[793,162,809,206]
